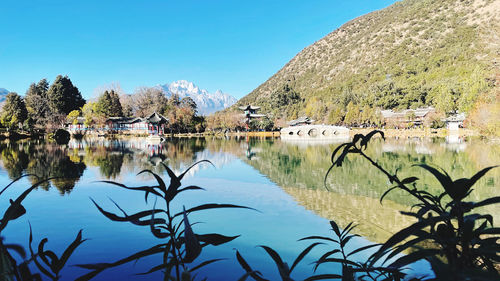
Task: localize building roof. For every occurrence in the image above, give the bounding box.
[145,112,168,124]
[239,105,260,111]
[288,116,314,126]
[443,113,466,122]
[381,107,435,119]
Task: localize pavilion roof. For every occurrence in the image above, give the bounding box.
[239,105,260,111]
[146,112,168,124]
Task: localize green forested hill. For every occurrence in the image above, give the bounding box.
[231,0,499,127]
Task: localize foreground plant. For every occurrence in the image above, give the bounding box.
[0,175,56,281]
[29,225,86,281]
[326,131,500,280]
[301,220,401,281]
[77,160,253,281]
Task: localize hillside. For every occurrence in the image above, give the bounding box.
[232,0,499,126]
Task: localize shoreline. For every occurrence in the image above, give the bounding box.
[0,128,483,141]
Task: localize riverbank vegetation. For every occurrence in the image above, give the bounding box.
[0,77,207,136]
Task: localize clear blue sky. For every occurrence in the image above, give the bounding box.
[0,0,396,99]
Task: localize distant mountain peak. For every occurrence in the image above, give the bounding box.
[0,88,9,102]
[159,80,237,115]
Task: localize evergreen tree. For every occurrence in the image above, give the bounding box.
[108,90,123,117]
[96,91,113,116]
[25,78,50,127]
[344,101,360,126]
[0,92,28,129]
[47,75,85,116]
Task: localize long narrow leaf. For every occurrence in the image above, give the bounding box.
[290,242,323,273]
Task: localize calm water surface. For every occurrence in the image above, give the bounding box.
[1,136,498,280]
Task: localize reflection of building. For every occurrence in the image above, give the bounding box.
[67,112,169,135]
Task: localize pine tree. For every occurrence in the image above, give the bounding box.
[108,90,123,117]
[25,78,50,127]
[47,75,85,116]
[0,92,28,129]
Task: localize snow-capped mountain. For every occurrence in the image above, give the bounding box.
[158,80,237,115]
[0,88,9,102]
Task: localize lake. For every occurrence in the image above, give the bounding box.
[1,136,498,280]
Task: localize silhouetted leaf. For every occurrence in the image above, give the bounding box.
[177,185,205,195]
[303,274,342,280]
[196,234,240,246]
[259,245,289,279]
[401,177,419,185]
[380,186,399,204]
[415,164,453,199]
[473,196,500,209]
[97,180,163,198]
[183,206,201,263]
[0,174,38,196]
[389,249,440,268]
[360,130,384,149]
[90,198,166,226]
[178,160,214,181]
[346,243,381,258]
[290,242,323,273]
[58,229,86,272]
[4,243,26,259]
[1,177,56,232]
[75,244,167,280]
[369,216,446,265]
[189,258,225,272]
[316,258,359,268]
[173,203,255,219]
[137,169,167,195]
[28,224,56,280]
[299,236,338,244]
[235,250,269,281]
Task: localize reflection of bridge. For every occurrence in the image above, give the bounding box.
[280,125,350,140]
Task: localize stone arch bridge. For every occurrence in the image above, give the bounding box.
[280,125,350,139]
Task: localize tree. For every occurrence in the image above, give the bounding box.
[120,94,134,117]
[0,92,28,129]
[134,87,168,117]
[47,75,86,116]
[25,78,50,128]
[180,97,197,114]
[67,110,81,125]
[344,101,360,126]
[95,90,123,117]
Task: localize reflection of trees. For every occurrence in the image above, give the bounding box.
[0,142,30,179]
[0,140,86,194]
[82,146,126,179]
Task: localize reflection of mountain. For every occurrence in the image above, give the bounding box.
[231,138,500,230]
[282,187,414,243]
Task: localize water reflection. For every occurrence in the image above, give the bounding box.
[0,136,498,244]
[234,137,500,242]
[0,141,86,194]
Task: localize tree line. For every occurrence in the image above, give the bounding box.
[0,76,206,134]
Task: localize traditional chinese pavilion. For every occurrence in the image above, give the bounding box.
[239,105,266,129]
